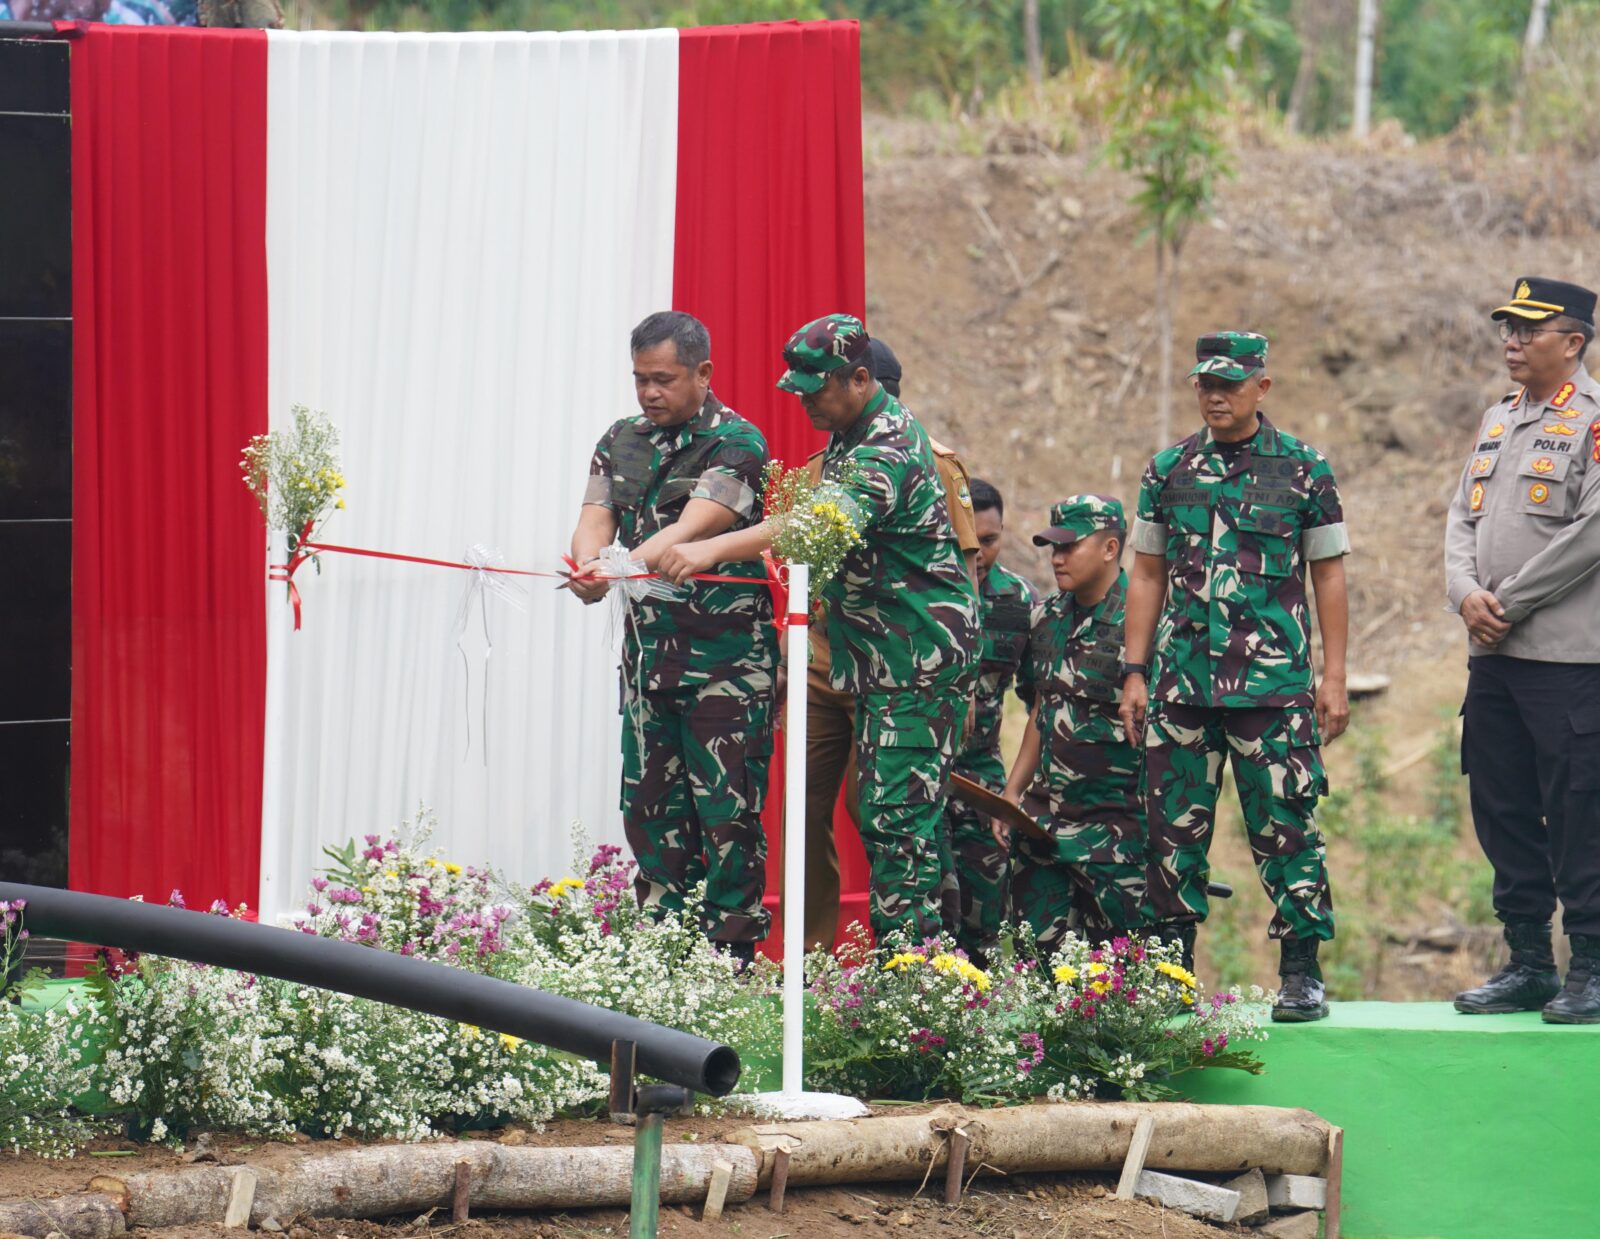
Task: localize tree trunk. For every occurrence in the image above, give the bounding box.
[1023,0,1043,87]
[1155,237,1174,451]
[1509,0,1551,146]
[1352,0,1378,140]
[733,1102,1334,1188]
[87,1142,758,1229]
[0,1193,126,1239]
[1285,15,1321,134]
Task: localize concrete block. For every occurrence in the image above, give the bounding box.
[1259,1211,1321,1239]
[1133,1170,1240,1224]
[223,1167,256,1229]
[1223,1167,1269,1225]
[1267,1173,1328,1211]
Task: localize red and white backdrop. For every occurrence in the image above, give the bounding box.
[68,21,871,933]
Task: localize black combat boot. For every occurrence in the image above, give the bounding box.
[1454,920,1559,1014]
[1272,936,1329,1023]
[1542,934,1600,1024]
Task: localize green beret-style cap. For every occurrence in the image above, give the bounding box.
[777,313,872,395]
[1188,330,1268,381]
[1033,494,1126,546]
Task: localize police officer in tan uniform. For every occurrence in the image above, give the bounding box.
[788,336,981,950]
[1446,277,1600,1023]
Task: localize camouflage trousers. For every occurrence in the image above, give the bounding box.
[938,754,1009,959]
[855,682,967,944]
[1143,702,1334,941]
[621,673,774,943]
[1008,836,1147,959]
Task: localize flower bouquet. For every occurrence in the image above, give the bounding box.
[761,457,863,590]
[240,403,346,566]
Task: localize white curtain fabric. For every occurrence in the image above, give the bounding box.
[260,30,678,922]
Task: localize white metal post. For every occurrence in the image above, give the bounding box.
[781,563,808,1097]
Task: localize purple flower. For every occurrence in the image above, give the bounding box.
[311,877,329,893]
[168,889,187,909]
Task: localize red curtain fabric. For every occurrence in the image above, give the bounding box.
[70,27,270,910]
[674,21,870,950]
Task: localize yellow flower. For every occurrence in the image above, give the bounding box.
[1053,965,1078,984]
[1086,961,1109,977]
[444,862,462,876]
[547,877,586,900]
[1181,992,1195,1005]
[383,870,398,879]
[336,499,347,510]
[883,951,927,972]
[499,1033,524,1053]
[1155,961,1198,989]
[1089,980,1112,996]
[459,1023,481,1039]
[928,953,991,991]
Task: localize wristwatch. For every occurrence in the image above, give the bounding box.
[1119,661,1149,680]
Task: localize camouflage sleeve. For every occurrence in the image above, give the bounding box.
[1129,457,1167,555]
[583,424,621,508]
[692,423,768,519]
[1300,454,1351,560]
[836,443,904,533]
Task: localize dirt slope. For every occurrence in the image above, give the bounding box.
[863,129,1600,995]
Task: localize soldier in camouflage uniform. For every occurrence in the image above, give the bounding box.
[661,313,980,942]
[938,478,1037,960]
[1120,332,1351,1022]
[567,311,778,961]
[1000,496,1146,957]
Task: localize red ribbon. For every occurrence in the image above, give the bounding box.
[268,533,780,630]
[268,519,317,631]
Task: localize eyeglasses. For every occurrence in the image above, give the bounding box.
[1498,322,1569,344]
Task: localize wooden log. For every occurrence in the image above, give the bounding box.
[767,1145,790,1214]
[451,1158,471,1223]
[0,1192,126,1239]
[733,1102,1331,1187]
[87,1142,758,1228]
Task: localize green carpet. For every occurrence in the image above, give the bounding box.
[1181,1001,1600,1239]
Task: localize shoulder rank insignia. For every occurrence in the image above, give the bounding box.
[1552,382,1577,411]
[1487,422,1506,438]
[1592,421,1600,465]
[1470,481,1485,512]
[1542,422,1577,436]
[1470,455,1494,476]
[1529,482,1550,505]
[1532,457,1555,474]
[957,483,973,509]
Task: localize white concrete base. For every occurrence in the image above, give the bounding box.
[738,1091,872,1121]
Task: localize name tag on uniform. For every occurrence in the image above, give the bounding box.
[1242,483,1299,507]
[1163,486,1213,507]
[1531,438,1574,454]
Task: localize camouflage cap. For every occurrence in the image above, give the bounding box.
[1033,494,1126,546]
[777,313,873,395]
[1188,331,1268,381]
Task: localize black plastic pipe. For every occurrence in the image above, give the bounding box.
[0,883,742,1097]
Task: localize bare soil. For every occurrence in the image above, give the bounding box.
[866,125,1600,998]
